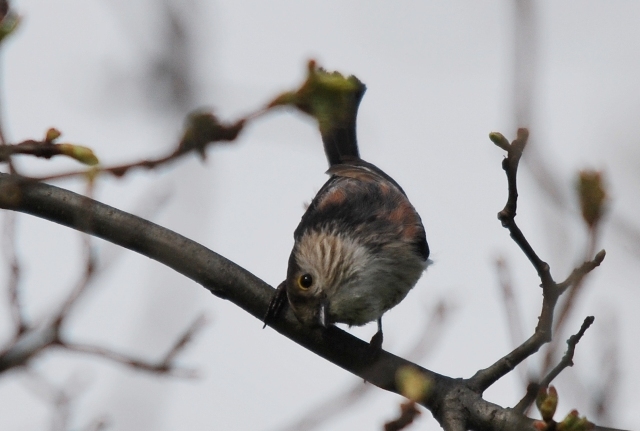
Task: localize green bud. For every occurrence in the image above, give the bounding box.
[489,132,510,151]
[536,386,558,422]
[45,128,62,142]
[58,144,99,166]
[557,409,594,431]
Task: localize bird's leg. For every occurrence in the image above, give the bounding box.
[369,317,384,351]
[263,281,288,328]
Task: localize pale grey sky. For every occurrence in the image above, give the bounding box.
[0,1,638,430]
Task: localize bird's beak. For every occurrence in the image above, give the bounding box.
[318,302,328,328]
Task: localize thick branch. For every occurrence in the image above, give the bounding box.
[0,173,541,431]
[0,175,442,385]
[0,175,624,431]
[276,299,453,431]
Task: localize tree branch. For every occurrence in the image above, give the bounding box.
[0,186,205,377]
[0,167,620,431]
[60,340,197,378]
[514,316,595,414]
[274,298,453,431]
[384,401,421,431]
[495,257,527,384]
[494,129,554,287]
[2,209,26,335]
[0,325,57,373]
[0,173,539,431]
[18,112,246,182]
[468,131,604,393]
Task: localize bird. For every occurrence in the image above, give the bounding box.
[264,156,429,347]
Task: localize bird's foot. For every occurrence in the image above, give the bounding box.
[263,281,287,328]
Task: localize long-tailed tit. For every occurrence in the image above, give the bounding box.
[265,157,429,346]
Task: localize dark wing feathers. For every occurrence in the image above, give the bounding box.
[296,158,429,261]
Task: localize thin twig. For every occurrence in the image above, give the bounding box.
[495,257,527,384]
[34,149,178,182]
[384,401,421,431]
[0,325,58,372]
[2,209,26,335]
[57,314,205,378]
[495,128,554,287]
[0,139,73,163]
[0,101,269,184]
[10,109,256,182]
[513,316,595,413]
[22,369,75,431]
[21,368,109,431]
[51,248,96,330]
[469,131,605,393]
[592,314,620,423]
[60,342,197,378]
[163,314,207,365]
[543,229,600,372]
[540,316,594,388]
[0,237,204,378]
[555,250,606,293]
[470,130,558,391]
[554,229,598,325]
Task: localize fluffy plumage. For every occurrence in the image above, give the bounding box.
[281,158,429,328]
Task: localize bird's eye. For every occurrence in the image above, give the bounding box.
[298,273,313,290]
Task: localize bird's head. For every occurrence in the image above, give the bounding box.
[285,228,370,327]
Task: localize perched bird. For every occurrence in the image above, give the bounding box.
[265,156,429,345]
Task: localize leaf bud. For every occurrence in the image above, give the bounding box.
[536,386,558,422]
[58,144,99,166]
[577,170,607,229]
[45,128,62,142]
